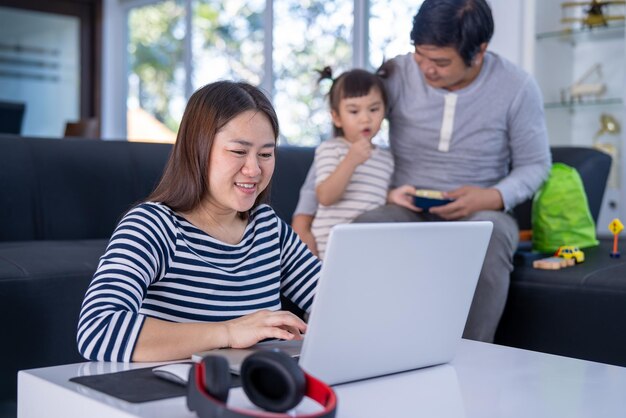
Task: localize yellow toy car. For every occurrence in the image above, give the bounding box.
[555,245,585,263]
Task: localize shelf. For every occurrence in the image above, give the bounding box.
[536,23,625,42]
[545,97,623,110]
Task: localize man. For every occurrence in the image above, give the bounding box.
[292,0,551,343]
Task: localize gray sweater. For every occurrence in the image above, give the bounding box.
[295,51,551,215]
[386,51,551,210]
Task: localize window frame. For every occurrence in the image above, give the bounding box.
[105,0,371,139]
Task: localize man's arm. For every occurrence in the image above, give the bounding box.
[292,214,317,256]
[291,165,318,256]
[493,75,551,210]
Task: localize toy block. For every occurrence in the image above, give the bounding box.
[533,257,574,270]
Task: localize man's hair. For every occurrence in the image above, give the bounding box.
[410,0,494,66]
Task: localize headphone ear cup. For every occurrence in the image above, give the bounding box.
[240,350,306,413]
[201,355,232,404]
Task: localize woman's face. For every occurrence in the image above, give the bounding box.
[205,110,276,215]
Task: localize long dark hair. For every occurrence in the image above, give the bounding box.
[148,81,279,216]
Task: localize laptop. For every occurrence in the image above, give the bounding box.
[193,221,493,385]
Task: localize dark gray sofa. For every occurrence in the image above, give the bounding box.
[0,135,622,417]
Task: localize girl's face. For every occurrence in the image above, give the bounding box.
[205,110,276,215]
[331,87,385,144]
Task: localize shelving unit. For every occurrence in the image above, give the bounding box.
[530,0,626,236]
[536,22,625,41]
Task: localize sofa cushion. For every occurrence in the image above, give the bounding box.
[0,239,107,401]
[0,400,16,418]
[0,136,38,241]
[0,137,172,242]
[270,146,315,222]
[496,239,626,366]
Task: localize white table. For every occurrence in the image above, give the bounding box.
[18,340,626,418]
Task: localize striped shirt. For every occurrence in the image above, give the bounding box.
[77,202,320,361]
[311,137,394,259]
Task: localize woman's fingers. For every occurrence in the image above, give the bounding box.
[226,310,307,348]
[266,311,307,330]
[279,324,304,339]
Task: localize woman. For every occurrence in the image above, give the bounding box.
[77,81,320,362]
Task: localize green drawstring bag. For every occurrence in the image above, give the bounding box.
[532,163,599,253]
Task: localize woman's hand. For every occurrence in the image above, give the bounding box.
[224,310,307,349]
[387,185,422,212]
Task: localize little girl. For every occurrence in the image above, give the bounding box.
[311,67,394,259]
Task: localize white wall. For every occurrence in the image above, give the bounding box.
[488,0,525,67]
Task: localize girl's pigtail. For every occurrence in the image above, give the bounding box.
[316,66,334,84]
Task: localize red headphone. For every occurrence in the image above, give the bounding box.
[187,350,337,418]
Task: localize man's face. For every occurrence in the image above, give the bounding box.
[413,45,482,91]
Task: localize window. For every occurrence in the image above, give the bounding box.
[368,0,420,69]
[119,0,424,145]
[127,0,185,142]
[368,0,421,146]
[273,0,352,145]
[192,0,265,88]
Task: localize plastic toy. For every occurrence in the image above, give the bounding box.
[608,218,623,258]
[561,1,626,29]
[533,256,575,270]
[410,189,453,212]
[555,245,585,263]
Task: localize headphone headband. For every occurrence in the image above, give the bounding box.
[188,357,337,418]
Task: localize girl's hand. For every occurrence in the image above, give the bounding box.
[387,185,422,212]
[224,310,307,349]
[346,139,373,166]
[429,186,503,220]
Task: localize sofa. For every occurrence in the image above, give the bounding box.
[0,135,623,417]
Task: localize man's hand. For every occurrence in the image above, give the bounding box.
[387,185,422,212]
[429,186,503,220]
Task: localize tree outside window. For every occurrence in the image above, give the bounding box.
[273,0,352,146]
[125,0,419,145]
[127,0,185,142]
[192,0,264,88]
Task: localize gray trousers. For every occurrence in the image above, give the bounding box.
[353,204,519,343]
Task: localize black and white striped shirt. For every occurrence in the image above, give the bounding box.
[77,202,320,361]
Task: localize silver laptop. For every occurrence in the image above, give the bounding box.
[193,221,493,385]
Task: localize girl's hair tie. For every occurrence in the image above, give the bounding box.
[316,66,334,83]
